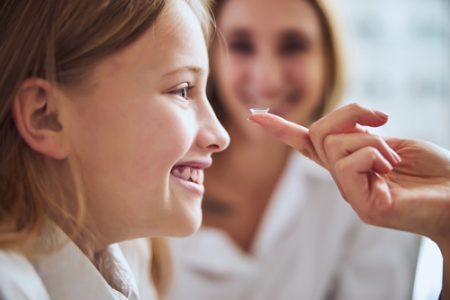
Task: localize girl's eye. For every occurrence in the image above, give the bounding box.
[176,87,188,99]
[173,83,192,100]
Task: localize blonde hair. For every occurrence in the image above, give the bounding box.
[312,0,346,115]
[207,0,346,122]
[0,0,212,296]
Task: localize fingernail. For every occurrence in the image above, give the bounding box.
[386,161,394,171]
[390,149,402,164]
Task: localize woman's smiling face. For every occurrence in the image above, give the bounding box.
[213,0,327,134]
[63,0,229,240]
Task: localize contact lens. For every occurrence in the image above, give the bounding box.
[249,107,270,114]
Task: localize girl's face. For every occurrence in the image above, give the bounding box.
[63,0,229,240]
[214,0,327,133]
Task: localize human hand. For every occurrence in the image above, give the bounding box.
[249,104,450,245]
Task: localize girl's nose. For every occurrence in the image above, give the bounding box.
[197,103,230,153]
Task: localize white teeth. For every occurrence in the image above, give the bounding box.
[172,168,182,177]
[181,167,191,181]
[191,169,198,183]
[172,166,204,184]
[197,170,204,185]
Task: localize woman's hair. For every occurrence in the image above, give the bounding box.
[207,0,346,123]
[0,0,212,295]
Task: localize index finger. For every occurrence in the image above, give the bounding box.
[248,113,322,166]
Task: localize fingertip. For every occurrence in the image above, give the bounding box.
[248,113,268,127]
[390,148,402,164]
[356,110,389,128]
[248,112,283,126]
[374,110,389,120]
[248,114,259,122]
[369,110,389,126]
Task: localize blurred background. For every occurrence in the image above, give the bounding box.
[336,0,450,148]
[335,1,449,299]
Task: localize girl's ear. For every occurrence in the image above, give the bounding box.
[12,78,70,160]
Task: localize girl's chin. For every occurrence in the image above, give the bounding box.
[169,211,202,237]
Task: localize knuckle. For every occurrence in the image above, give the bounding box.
[334,159,347,175]
[309,122,319,137]
[323,135,336,150]
[347,102,363,113]
[309,126,324,148]
[323,135,342,156]
[364,147,379,161]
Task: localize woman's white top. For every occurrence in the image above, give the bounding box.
[0,225,157,300]
[166,153,421,300]
[412,237,443,300]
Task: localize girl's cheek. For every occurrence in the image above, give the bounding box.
[167,111,197,152]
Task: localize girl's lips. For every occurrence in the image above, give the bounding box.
[171,175,205,196]
[170,159,211,196]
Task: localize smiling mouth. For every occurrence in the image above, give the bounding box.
[170,165,204,185]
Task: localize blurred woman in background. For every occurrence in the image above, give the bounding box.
[166,0,420,299]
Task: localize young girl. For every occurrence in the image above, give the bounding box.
[0,0,229,299]
[166,0,420,299]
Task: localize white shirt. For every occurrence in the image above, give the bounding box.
[0,225,157,300]
[166,153,421,300]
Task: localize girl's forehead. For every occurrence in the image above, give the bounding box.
[147,1,208,71]
[95,0,208,77]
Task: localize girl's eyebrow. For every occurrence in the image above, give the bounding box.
[163,65,208,78]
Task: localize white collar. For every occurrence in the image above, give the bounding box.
[28,224,139,300]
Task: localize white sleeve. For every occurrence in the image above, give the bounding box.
[0,250,50,300]
[331,221,421,300]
